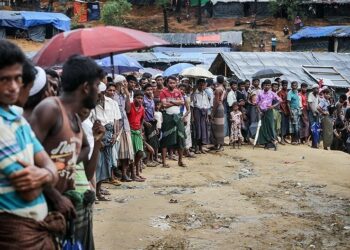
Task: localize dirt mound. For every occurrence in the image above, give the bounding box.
[145,235,189,250]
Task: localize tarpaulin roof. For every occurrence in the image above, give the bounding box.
[152,31,242,46]
[0,11,71,31]
[153,46,232,53]
[209,52,350,88]
[290,26,350,40]
[126,52,218,65]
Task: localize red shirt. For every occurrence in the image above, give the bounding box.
[277,89,290,115]
[128,102,145,130]
[299,92,308,110]
[159,88,182,103]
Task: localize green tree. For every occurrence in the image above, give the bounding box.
[269,0,304,20]
[156,0,169,33]
[101,0,132,26]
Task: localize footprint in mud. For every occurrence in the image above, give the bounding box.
[145,235,189,250]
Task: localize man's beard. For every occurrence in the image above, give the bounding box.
[83,90,97,109]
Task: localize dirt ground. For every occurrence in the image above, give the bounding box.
[93,144,350,250]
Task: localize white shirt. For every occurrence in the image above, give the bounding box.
[154,111,163,129]
[227,90,237,107]
[91,96,121,126]
[82,118,94,159]
[192,90,211,109]
[308,92,319,114]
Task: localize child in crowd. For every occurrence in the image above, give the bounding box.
[230,102,244,148]
[153,100,163,162]
[127,90,146,182]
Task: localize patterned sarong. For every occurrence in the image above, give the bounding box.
[160,113,186,149]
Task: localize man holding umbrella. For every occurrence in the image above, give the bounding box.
[256,79,281,150]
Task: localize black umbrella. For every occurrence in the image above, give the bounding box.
[252,69,283,79]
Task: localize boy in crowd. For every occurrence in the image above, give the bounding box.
[127,90,146,181]
[143,83,159,167]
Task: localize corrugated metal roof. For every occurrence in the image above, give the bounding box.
[290,26,350,40]
[152,31,242,46]
[127,52,218,65]
[209,52,350,88]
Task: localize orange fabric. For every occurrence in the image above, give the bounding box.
[196,34,220,43]
[74,2,88,23]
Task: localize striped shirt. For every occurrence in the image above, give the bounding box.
[0,107,48,221]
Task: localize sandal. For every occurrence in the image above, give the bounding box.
[121,177,133,182]
[162,164,170,168]
[96,195,111,201]
[100,189,111,196]
[169,199,178,203]
[138,175,147,180]
[132,177,145,182]
[109,179,122,186]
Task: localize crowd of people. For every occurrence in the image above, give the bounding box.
[1,39,350,249]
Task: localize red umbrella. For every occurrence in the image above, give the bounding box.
[33,26,169,68]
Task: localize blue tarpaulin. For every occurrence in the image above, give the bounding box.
[290,26,350,40]
[0,11,71,31]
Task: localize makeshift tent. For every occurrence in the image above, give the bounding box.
[290,26,350,52]
[74,1,88,23]
[87,2,100,21]
[301,0,350,18]
[0,11,70,42]
[209,52,350,88]
[210,0,271,18]
[127,51,218,70]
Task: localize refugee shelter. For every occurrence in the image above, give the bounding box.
[152,31,242,50]
[209,52,350,88]
[290,26,350,52]
[0,10,70,42]
[210,0,270,18]
[301,0,350,18]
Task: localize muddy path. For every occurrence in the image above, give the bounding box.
[94,145,350,250]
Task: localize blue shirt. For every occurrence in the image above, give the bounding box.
[287,90,300,110]
[143,96,155,122]
[0,107,48,221]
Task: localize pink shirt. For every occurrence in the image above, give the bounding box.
[257,90,280,111]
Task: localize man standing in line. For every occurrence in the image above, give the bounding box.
[160,76,186,168]
[256,80,281,150]
[192,79,211,154]
[299,83,310,144]
[29,55,103,249]
[278,80,290,144]
[0,40,63,249]
[308,84,320,148]
[287,81,301,144]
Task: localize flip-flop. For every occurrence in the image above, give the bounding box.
[121,177,132,182]
[109,180,122,186]
[100,190,111,196]
[132,177,145,182]
[96,195,111,201]
[162,164,170,168]
[169,199,178,204]
[138,175,147,180]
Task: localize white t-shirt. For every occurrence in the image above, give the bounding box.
[82,117,94,159]
[154,111,163,129]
